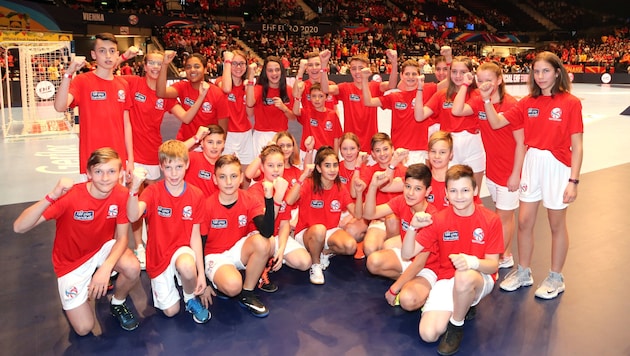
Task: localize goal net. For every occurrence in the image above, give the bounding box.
[1,37,74,138]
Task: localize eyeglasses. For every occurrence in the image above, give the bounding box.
[232,61,247,67]
[146,60,162,67]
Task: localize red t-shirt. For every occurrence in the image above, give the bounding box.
[252,85,294,132]
[337,161,355,189]
[214,77,251,133]
[247,181,291,235]
[171,80,228,141]
[379,89,434,151]
[425,88,480,134]
[184,151,218,196]
[43,183,129,277]
[359,163,406,205]
[468,94,519,185]
[204,190,265,255]
[336,81,382,150]
[69,72,132,173]
[294,178,353,233]
[301,80,338,113]
[298,107,342,151]
[415,204,504,280]
[124,75,178,165]
[140,181,205,278]
[502,92,583,167]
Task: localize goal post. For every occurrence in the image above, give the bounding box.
[1,31,74,139]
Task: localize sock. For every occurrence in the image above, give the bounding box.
[183,291,195,303]
[549,271,563,281]
[111,296,126,305]
[450,316,464,327]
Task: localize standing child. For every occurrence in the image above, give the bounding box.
[293,82,343,155]
[483,51,583,300]
[54,33,134,181]
[451,61,525,269]
[127,140,210,324]
[361,164,439,311]
[402,165,503,355]
[203,155,276,317]
[14,148,141,335]
[285,147,360,284]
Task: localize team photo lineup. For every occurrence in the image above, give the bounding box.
[12,18,590,354]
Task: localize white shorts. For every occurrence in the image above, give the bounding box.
[204,234,251,282]
[486,177,519,210]
[275,234,307,259]
[225,130,255,165]
[294,227,340,250]
[428,123,441,142]
[57,239,116,310]
[422,274,495,313]
[391,248,438,286]
[450,131,486,173]
[519,148,571,210]
[150,246,196,310]
[135,162,162,181]
[405,150,428,166]
[252,130,278,156]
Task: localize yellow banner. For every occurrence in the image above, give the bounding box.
[0,30,72,42]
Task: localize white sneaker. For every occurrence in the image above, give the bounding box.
[498,255,514,269]
[500,266,533,292]
[534,275,565,299]
[320,253,334,270]
[309,264,325,285]
[134,244,146,270]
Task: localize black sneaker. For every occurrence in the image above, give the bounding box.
[238,289,269,318]
[110,302,139,331]
[258,258,278,293]
[437,321,464,356]
[465,305,476,321]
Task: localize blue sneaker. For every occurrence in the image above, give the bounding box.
[185,298,211,324]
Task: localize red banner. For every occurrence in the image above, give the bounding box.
[564,64,584,73]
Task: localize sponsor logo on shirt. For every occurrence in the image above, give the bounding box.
[107,205,118,218]
[442,102,453,109]
[527,108,539,117]
[211,219,228,228]
[310,200,324,208]
[198,170,212,180]
[427,193,434,203]
[91,91,106,100]
[330,199,341,212]
[158,206,172,218]
[202,102,212,113]
[472,227,485,244]
[443,230,459,241]
[394,102,408,110]
[184,97,195,107]
[74,210,94,221]
[227,93,237,102]
[349,94,361,102]
[340,176,348,184]
[182,206,192,220]
[238,214,247,227]
[264,98,275,105]
[155,98,165,110]
[117,89,126,102]
[401,220,411,231]
[306,93,311,101]
[549,107,562,121]
[310,118,319,127]
[478,112,487,120]
[324,121,333,131]
[134,92,146,103]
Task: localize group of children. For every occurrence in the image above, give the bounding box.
[14,32,583,356]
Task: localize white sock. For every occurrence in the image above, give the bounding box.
[450,316,464,327]
[111,296,126,305]
[183,291,195,303]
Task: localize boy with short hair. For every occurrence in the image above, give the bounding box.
[54,33,135,181]
[127,140,210,324]
[183,124,227,197]
[359,163,439,311]
[13,148,141,335]
[293,82,342,154]
[203,155,276,317]
[402,165,503,355]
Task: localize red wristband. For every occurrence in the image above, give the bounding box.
[121,53,128,61]
[462,83,470,87]
[354,166,361,171]
[388,287,398,296]
[44,194,57,204]
[224,59,232,64]
[274,200,283,207]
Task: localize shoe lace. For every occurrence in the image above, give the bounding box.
[187,299,204,315]
[113,303,133,319]
[259,260,273,286]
